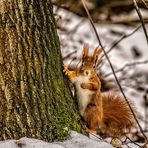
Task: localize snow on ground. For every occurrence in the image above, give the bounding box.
[0,131,142,148]
[0,131,113,148]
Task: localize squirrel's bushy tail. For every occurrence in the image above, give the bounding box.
[102,92,136,136]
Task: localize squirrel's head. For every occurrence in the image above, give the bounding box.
[80,43,102,70]
[78,43,102,77]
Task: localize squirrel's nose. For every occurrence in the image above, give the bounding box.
[84,70,91,76]
[86,71,89,75]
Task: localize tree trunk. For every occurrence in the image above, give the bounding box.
[0,0,81,141]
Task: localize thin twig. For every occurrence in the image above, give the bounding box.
[99,24,141,62]
[124,136,143,148]
[133,0,148,45]
[143,89,148,131]
[104,60,148,77]
[81,0,148,142]
[141,0,148,8]
[89,133,103,141]
[108,25,141,53]
[89,133,111,145]
[67,57,77,67]
[63,50,77,60]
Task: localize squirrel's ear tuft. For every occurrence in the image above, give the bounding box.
[93,47,102,65]
[93,47,102,60]
[82,43,89,59]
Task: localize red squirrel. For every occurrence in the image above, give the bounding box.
[63,44,135,138]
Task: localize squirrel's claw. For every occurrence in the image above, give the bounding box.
[84,125,97,134]
[63,65,69,75]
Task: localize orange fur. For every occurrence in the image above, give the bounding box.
[64,44,135,138]
[63,66,78,78]
[81,79,99,91]
[84,92,135,137]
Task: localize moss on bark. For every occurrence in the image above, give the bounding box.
[0,0,81,141]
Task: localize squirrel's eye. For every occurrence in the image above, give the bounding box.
[93,65,96,69]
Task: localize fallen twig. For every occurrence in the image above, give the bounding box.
[124,136,143,148]
[63,50,77,60]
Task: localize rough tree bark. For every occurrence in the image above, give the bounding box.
[0,0,81,141]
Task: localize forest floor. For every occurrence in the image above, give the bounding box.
[0,131,145,148]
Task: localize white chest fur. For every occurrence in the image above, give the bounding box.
[71,75,93,116]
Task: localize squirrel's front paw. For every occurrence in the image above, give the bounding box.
[63,65,69,75]
[81,83,87,89]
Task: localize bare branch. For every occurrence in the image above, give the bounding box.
[63,51,77,60]
[133,0,148,45]
[99,24,142,62]
[143,89,148,131]
[141,0,148,8]
[104,60,148,77]
[124,136,143,148]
